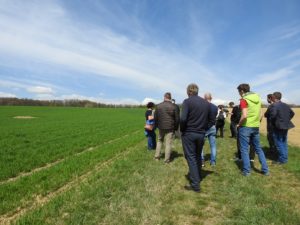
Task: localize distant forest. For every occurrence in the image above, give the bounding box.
[0,97,299,108]
[0,98,144,108]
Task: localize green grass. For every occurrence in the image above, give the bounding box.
[0,106,144,180]
[13,135,300,225]
[0,107,299,224]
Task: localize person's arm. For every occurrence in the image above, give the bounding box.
[174,106,180,130]
[290,108,295,120]
[238,99,247,127]
[264,106,270,118]
[180,101,188,133]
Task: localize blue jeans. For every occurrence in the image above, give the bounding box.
[146,130,156,150]
[201,126,217,165]
[273,129,288,163]
[239,127,268,175]
[182,132,205,191]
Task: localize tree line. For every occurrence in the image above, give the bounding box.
[0,98,144,108]
[0,97,298,108]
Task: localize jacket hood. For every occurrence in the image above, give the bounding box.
[243,92,260,104]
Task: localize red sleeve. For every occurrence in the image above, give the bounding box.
[240,99,248,109]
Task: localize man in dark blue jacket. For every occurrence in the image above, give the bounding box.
[270,92,295,164]
[180,83,212,192]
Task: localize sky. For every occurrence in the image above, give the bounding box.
[0,0,300,105]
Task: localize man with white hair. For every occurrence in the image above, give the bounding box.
[200,93,218,166]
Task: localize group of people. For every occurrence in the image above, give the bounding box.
[144,83,295,193]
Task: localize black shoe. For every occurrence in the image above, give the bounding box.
[184,185,200,193]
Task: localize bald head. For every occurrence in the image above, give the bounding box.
[204,93,212,102]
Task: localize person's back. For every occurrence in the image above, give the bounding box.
[241,92,261,127]
[180,95,210,134]
[272,101,294,130]
[154,92,179,163]
[155,101,178,130]
[231,105,241,123]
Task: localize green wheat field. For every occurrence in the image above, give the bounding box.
[0,106,299,225]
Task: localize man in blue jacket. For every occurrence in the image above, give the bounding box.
[270,92,295,164]
[180,83,212,192]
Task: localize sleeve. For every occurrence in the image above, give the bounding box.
[174,105,180,130]
[180,100,188,133]
[290,108,295,120]
[264,106,270,118]
[240,99,247,109]
[270,104,277,119]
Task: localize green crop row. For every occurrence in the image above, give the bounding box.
[0,129,144,216]
[0,106,145,181]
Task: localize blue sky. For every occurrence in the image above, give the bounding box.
[0,0,300,105]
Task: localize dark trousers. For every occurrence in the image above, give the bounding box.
[230,121,238,138]
[182,132,205,191]
[147,130,156,150]
[216,121,225,138]
[267,127,276,152]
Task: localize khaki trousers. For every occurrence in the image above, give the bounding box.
[155,129,174,162]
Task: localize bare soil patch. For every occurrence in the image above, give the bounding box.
[13,116,36,119]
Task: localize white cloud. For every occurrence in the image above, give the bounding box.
[142,97,161,105]
[212,98,229,106]
[0,91,16,97]
[251,67,294,87]
[61,94,141,105]
[26,86,54,94]
[0,0,221,103]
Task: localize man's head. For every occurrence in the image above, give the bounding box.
[229,101,234,108]
[273,92,282,101]
[186,83,198,96]
[237,83,250,96]
[172,99,176,104]
[267,94,274,104]
[147,102,155,109]
[204,93,212,102]
[164,92,172,101]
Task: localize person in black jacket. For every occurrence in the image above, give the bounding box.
[229,102,240,138]
[154,92,179,163]
[180,83,212,192]
[270,92,295,164]
[264,94,277,155]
